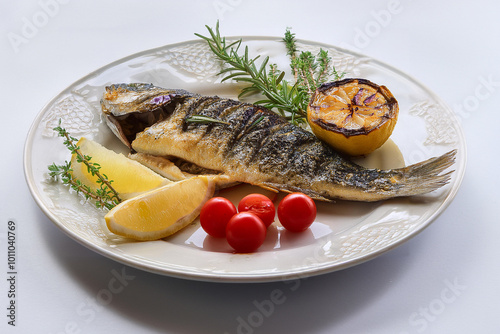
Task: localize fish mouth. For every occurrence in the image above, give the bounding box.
[101,83,191,147]
[103,105,175,148]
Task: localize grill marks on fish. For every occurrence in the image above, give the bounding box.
[142,94,396,199]
[182,96,317,186]
[101,83,456,202]
[181,97,278,172]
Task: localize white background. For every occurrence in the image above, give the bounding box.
[1,0,499,333]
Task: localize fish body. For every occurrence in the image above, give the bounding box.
[101,83,455,202]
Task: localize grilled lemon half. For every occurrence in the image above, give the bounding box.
[307,78,399,156]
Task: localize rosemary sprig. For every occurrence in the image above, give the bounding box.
[186,115,230,125]
[195,22,307,124]
[248,115,265,131]
[196,22,345,125]
[48,121,121,209]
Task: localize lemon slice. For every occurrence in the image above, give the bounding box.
[71,137,170,200]
[307,78,399,156]
[104,176,215,240]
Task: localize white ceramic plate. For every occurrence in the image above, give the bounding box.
[24,37,466,283]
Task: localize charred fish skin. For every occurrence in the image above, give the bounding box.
[101,83,456,202]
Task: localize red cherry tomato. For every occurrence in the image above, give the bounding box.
[200,197,237,238]
[237,194,276,228]
[277,193,316,232]
[226,212,267,253]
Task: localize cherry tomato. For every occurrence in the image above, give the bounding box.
[226,212,267,253]
[237,194,276,228]
[200,197,237,238]
[277,193,316,232]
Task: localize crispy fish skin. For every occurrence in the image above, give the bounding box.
[101,83,456,202]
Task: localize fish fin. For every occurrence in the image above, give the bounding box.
[254,183,280,193]
[257,182,333,202]
[395,149,457,196]
[130,153,240,189]
[129,153,187,181]
[208,175,240,190]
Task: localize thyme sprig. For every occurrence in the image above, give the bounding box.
[48,121,121,210]
[48,162,118,210]
[284,28,344,96]
[196,22,345,125]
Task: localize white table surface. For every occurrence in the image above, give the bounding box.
[2,0,499,333]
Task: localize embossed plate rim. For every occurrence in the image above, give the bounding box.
[24,37,466,282]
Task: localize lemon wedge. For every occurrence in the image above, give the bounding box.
[71,137,170,200]
[307,78,399,156]
[104,176,215,240]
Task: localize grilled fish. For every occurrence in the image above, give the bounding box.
[101,83,456,202]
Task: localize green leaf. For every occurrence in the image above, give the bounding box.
[186,115,230,125]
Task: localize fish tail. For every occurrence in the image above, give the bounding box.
[395,149,457,197]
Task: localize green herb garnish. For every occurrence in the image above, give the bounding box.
[248,115,265,131]
[284,28,344,95]
[196,22,345,125]
[185,115,230,125]
[48,121,121,210]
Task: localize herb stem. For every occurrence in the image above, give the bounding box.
[196,22,307,124]
[48,161,118,210]
[55,124,121,203]
[66,175,116,210]
[196,23,345,126]
[50,121,122,209]
[186,115,230,125]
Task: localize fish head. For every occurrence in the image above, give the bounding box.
[101,83,194,148]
